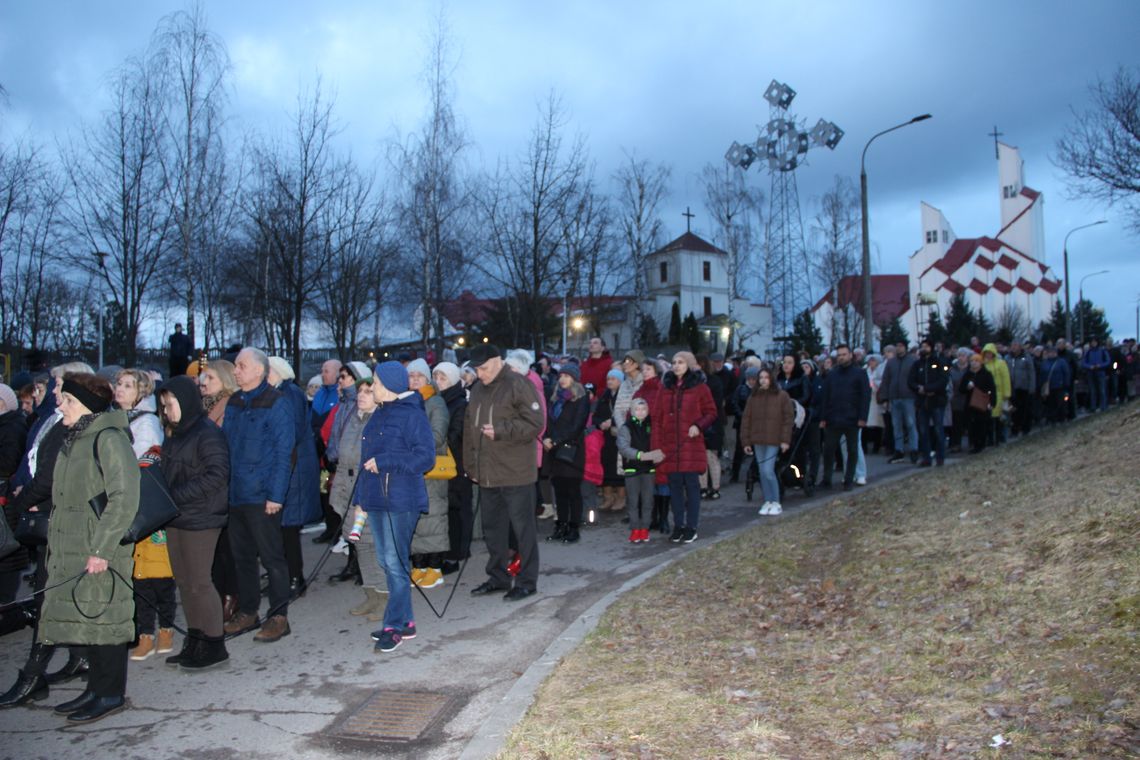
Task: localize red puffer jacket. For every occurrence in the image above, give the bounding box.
[650,370,718,475]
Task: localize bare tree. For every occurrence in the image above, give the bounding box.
[63,56,172,366]
[389,14,475,358]
[561,178,616,341]
[243,81,349,375]
[613,151,670,339]
[1055,67,1140,231]
[702,162,762,354]
[810,175,861,346]
[151,2,232,352]
[478,93,588,350]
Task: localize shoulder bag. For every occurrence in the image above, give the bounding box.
[968,387,991,412]
[425,446,457,480]
[87,430,181,545]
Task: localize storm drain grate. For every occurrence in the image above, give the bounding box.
[330,690,455,743]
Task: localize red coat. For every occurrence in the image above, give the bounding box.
[579,352,613,392]
[650,370,718,475]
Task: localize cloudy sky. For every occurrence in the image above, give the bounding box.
[3,1,1138,338]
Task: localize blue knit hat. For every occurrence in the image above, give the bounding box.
[607,369,625,383]
[373,361,408,393]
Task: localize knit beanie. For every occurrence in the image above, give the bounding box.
[267,356,295,382]
[672,351,699,372]
[373,361,409,394]
[345,361,372,382]
[405,358,431,382]
[607,368,625,383]
[433,361,461,387]
[558,364,580,382]
[0,383,17,414]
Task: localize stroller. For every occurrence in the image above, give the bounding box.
[745,400,807,502]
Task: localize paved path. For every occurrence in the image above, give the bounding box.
[0,451,925,759]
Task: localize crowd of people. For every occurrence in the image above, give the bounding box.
[0,330,1132,724]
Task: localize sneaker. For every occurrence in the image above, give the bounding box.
[768,503,782,515]
[681,527,698,543]
[669,527,685,543]
[758,502,772,516]
[639,529,651,543]
[156,627,175,654]
[707,489,721,500]
[416,568,444,589]
[887,454,905,464]
[372,622,416,641]
[331,537,350,555]
[409,568,426,586]
[537,503,556,520]
[855,477,867,486]
[374,629,402,653]
[628,529,639,543]
[130,634,155,661]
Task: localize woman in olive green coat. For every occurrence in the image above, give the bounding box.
[39,373,139,724]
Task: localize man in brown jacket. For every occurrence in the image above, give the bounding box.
[463,345,546,600]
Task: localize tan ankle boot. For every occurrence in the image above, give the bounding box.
[156,628,175,654]
[130,634,156,661]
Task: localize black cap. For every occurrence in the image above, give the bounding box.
[467,344,502,368]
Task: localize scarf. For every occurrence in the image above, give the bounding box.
[62,413,98,453]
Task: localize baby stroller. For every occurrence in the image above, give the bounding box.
[745,400,807,502]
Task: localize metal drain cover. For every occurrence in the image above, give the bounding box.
[330,690,455,743]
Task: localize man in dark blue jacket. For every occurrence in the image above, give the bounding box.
[1080,338,1111,412]
[819,344,870,491]
[908,338,951,466]
[223,347,295,644]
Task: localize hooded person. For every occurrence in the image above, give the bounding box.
[982,342,1011,443]
[156,376,231,670]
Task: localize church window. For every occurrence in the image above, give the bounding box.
[942,230,949,243]
[703,297,712,317]
[925,230,937,244]
[659,261,668,283]
[703,261,711,281]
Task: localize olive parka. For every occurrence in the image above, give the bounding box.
[40,410,140,645]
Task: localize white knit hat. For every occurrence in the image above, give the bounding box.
[345,361,372,381]
[267,356,295,382]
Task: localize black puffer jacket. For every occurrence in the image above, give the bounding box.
[160,376,231,531]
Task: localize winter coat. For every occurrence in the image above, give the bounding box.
[160,376,230,532]
[310,383,339,429]
[40,411,140,646]
[1041,357,1072,394]
[579,352,614,393]
[1081,345,1110,374]
[1007,353,1037,393]
[866,366,885,428]
[438,383,467,474]
[324,385,358,465]
[133,530,173,579]
[908,352,953,409]
[650,370,717,475]
[616,414,655,475]
[948,361,970,412]
[278,381,322,528]
[702,372,726,451]
[542,385,589,479]
[959,366,996,410]
[462,368,545,488]
[879,353,917,402]
[819,362,871,428]
[592,388,623,484]
[739,386,794,448]
[633,375,660,405]
[329,406,372,517]
[223,380,293,507]
[357,392,435,514]
[612,373,644,429]
[125,395,163,459]
[982,344,1011,418]
[0,409,29,572]
[411,387,451,555]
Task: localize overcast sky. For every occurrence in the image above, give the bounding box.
[3,1,1138,339]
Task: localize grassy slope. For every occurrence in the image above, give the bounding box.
[500,408,1140,759]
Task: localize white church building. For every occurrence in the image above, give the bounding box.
[906,142,1061,340]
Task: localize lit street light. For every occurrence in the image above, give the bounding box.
[1078,269,1109,346]
[860,114,932,351]
[1062,219,1107,345]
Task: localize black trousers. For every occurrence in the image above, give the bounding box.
[81,643,128,698]
[228,504,289,618]
[281,525,303,581]
[134,578,177,634]
[551,476,583,526]
[446,477,474,562]
[821,425,858,486]
[480,485,538,592]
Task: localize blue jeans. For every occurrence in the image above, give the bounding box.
[891,398,918,454]
[667,472,701,529]
[753,445,781,503]
[1088,371,1108,411]
[368,509,421,631]
[916,402,946,463]
[838,429,866,481]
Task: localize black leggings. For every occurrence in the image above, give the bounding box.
[551,476,583,526]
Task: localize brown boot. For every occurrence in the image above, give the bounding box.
[253,615,291,643]
[222,611,259,636]
[222,595,238,623]
[156,628,175,654]
[129,634,156,661]
[612,486,627,511]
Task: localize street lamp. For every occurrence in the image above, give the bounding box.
[1062,219,1107,345]
[1077,269,1109,346]
[93,251,109,368]
[860,114,932,351]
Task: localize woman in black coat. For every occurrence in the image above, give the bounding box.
[432,364,472,569]
[959,354,996,454]
[156,376,231,670]
[542,367,589,544]
[0,388,30,603]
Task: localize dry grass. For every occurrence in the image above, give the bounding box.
[499,408,1140,759]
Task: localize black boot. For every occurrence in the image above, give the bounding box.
[329,545,358,583]
[44,649,88,685]
[289,576,307,600]
[0,651,50,708]
[166,629,201,667]
[311,518,341,544]
[180,634,229,671]
[561,524,580,544]
[545,521,566,542]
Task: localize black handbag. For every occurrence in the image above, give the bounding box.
[14,509,49,546]
[553,443,578,464]
[88,431,181,545]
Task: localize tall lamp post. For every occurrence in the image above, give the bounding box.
[1077,269,1109,346]
[93,251,109,368]
[860,114,932,351]
[1062,219,1107,345]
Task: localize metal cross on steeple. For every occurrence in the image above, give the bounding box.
[988,125,1003,160]
[682,206,694,233]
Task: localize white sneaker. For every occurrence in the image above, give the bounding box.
[758,502,772,516]
[331,537,350,555]
[768,502,783,515]
[855,477,867,486]
[538,503,556,520]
